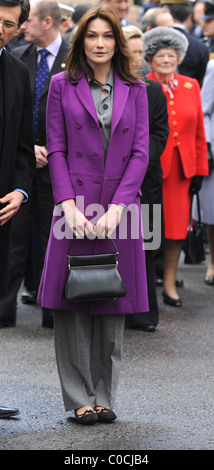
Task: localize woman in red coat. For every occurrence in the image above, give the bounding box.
[143,27,208,306]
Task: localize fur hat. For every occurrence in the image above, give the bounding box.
[143,27,189,64]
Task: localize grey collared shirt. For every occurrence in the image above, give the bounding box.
[88,67,114,161]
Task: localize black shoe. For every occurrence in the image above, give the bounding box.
[129,324,156,332]
[205,276,214,285]
[156,278,184,287]
[0,317,16,328]
[21,290,37,304]
[175,278,184,287]
[162,292,182,307]
[95,407,117,423]
[74,409,98,425]
[0,406,19,418]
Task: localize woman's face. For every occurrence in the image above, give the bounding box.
[83,18,116,70]
[127,37,143,72]
[150,47,179,78]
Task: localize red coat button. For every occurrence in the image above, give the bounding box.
[76,122,82,129]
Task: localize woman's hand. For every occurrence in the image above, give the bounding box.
[61,199,94,239]
[93,204,124,238]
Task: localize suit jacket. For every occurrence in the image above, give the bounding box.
[12,38,69,184]
[147,71,208,180]
[174,26,209,85]
[0,49,35,295]
[38,70,150,315]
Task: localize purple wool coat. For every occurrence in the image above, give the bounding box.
[37,69,149,315]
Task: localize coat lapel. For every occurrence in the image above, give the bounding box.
[1,50,15,136]
[75,74,99,126]
[41,40,68,99]
[111,72,130,135]
[19,44,37,94]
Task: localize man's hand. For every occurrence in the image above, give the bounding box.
[35,145,48,168]
[0,191,24,226]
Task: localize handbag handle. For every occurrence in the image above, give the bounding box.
[67,236,119,257]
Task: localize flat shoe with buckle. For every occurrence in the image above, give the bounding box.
[95,407,117,423]
[74,409,98,425]
[162,292,182,307]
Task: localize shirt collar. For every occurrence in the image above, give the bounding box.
[36,33,62,57]
[88,65,114,88]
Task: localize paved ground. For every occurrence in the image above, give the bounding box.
[0,253,213,457]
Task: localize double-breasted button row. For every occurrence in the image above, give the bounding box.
[75,121,82,129]
[169,102,181,148]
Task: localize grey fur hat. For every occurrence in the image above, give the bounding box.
[143,27,189,64]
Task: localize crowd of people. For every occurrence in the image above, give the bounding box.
[0,0,213,423]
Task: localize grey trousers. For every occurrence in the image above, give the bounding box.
[54,310,125,412]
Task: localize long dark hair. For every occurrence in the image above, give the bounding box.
[65,5,142,84]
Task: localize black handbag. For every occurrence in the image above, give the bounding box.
[184,192,205,264]
[64,238,127,302]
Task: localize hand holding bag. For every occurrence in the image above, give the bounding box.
[64,238,127,302]
[184,192,205,264]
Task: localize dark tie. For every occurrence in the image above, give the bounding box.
[33,49,49,137]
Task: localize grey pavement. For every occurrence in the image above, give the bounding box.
[0,253,214,453]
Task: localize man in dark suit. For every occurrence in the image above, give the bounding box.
[0,0,35,417]
[160,0,209,85]
[0,0,69,328]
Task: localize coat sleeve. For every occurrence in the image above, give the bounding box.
[147,81,169,172]
[194,79,209,176]
[111,84,149,207]
[201,60,214,145]
[46,75,76,205]
[12,64,35,196]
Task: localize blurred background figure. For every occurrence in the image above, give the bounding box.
[143,26,209,307]
[189,1,205,37]
[105,0,140,26]
[160,0,209,84]
[141,5,173,32]
[201,0,214,59]
[123,25,169,330]
[193,59,214,285]
[62,3,91,42]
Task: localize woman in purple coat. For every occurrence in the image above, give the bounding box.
[37,6,149,424]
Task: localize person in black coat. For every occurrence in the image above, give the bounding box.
[160,0,209,85]
[0,0,35,417]
[0,0,69,328]
[122,25,169,330]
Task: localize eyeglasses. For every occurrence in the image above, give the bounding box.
[0,19,19,30]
